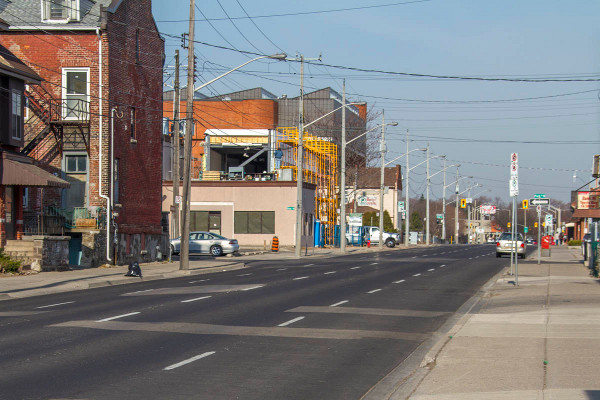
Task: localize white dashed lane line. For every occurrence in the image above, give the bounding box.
[189,279,209,284]
[367,289,382,294]
[97,312,140,322]
[304,264,314,267]
[393,279,405,283]
[237,273,253,277]
[413,273,421,277]
[276,268,287,271]
[370,262,378,265]
[440,264,446,268]
[35,301,75,309]
[164,352,216,371]
[293,276,309,281]
[181,296,212,303]
[324,271,336,275]
[242,285,263,291]
[278,316,305,327]
[330,300,348,307]
[428,268,435,271]
[351,267,360,270]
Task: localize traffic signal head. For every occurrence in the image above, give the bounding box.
[460,199,466,208]
[522,199,529,209]
[507,222,511,228]
[534,222,538,228]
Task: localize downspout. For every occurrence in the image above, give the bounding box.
[97,28,111,262]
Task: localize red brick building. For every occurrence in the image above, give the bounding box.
[0,0,165,266]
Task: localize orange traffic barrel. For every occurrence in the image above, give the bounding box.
[271,236,279,252]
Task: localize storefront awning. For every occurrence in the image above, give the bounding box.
[1,156,70,188]
[571,208,600,220]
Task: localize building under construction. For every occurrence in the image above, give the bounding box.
[277,127,338,245]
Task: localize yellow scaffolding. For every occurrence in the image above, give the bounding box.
[277,127,338,245]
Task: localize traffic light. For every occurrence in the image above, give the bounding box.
[507,222,511,228]
[460,198,467,208]
[542,222,545,227]
[522,199,528,209]
[534,222,538,228]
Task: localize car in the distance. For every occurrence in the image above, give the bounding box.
[170,231,239,257]
[525,236,534,245]
[496,232,526,258]
[346,226,400,248]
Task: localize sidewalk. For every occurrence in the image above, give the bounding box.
[398,246,600,399]
[0,243,416,300]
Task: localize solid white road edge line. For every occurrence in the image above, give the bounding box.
[330,300,348,307]
[181,296,212,303]
[163,351,216,371]
[278,316,305,327]
[97,312,140,322]
[35,301,75,309]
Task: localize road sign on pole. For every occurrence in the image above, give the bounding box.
[534,194,546,199]
[509,176,519,197]
[530,198,549,205]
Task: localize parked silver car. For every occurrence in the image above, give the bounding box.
[170,232,239,257]
[496,232,526,258]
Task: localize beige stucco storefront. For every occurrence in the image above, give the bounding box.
[162,181,316,247]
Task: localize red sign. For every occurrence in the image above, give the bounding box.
[541,235,552,249]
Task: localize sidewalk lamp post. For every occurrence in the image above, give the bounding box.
[299,86,367,256]
[378,112,400,249]
[425,150,446,245]
[430,163,460,242]
[179,53,287,271]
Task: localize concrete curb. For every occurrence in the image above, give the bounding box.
[361,264,507,400]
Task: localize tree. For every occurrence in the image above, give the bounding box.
[409,211,423,231]
[362,210,396,232]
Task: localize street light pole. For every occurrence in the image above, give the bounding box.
[405,130,410,246]
[455,167,459,243]
[425,143,430,245]
[379,111,386,249]
[295,55,305,258]
[442,159,447,242]
[340,80,347,253]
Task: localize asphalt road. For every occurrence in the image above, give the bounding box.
[0,244,507,400]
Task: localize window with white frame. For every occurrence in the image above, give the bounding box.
[42,0,80,22]
[62,68,89,120]
[11,90,22,140]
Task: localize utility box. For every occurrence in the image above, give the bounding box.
[541,235,552,257]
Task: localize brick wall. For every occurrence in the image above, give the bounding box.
[107,0,164,236]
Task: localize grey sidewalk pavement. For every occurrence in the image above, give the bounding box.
[390,246,600,400]
[0,242,422,300]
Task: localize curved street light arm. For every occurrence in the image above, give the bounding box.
[384,148,426,167]
[304,102,367,129]
[346,121,398,145]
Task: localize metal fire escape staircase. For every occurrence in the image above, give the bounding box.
[23,85,90,157]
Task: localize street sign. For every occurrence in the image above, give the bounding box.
[175,195,182,204]
[534,194,546,199]
[530,198,549,205]
[287,206,295,210]
[524,227,529,233]
[509,176,519,197]
[466,197,473,204]
[436,214,443,219]
[545,214,553,225]
[397,201,405,211]
[401,211,406,220]
[536,205,542,213]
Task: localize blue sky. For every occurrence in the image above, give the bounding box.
[153,0,600,203]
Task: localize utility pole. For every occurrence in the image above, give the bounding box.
[404,130,410,246]
[425,143,430,245]
[180,0,195,270]
[340,80,347,253]
[293,54,321,257]
[454,167,459,243]
[441,158,447,242]
[379,111,386,249]
[171,50,180,240]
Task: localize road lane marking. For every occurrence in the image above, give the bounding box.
[428,268,435,271]
[370,262,378,265]
[241,285,263,291]
[278,316,305,327]
[293,276,309,280]
[440,264,446,268]
[351,266,360,270]
[413,273,421,277]
[304,264,314,267]
[181,296,212,303]
[412,256,417,259]
[164,352,216,371]
[367,289,382,294]
[35,301,75,309]
[324,271,336,275]
[188,279,209,284]
[393,279,405,283]
[276,268,287,271]
[54,321,430,340]
[97,312,140,322]
[237,273,253,276]
[330,300,348,307]
[289,306,449,318]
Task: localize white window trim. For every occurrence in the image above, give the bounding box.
[61,67,90,120]
[41,0,81,23]
[11,89,22,140]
